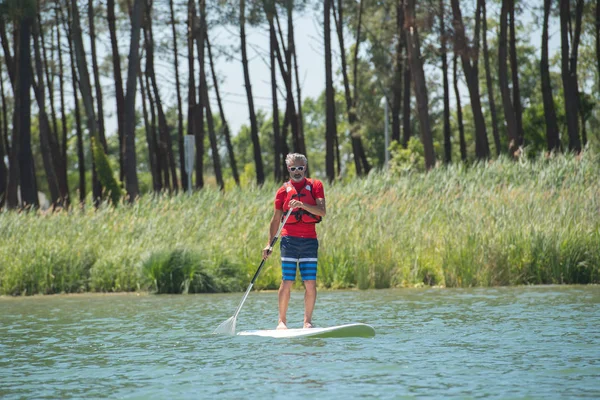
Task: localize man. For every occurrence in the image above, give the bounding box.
[262,153,326,329]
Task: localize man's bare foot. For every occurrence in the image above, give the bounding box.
[276,321,288,330]
[303,322,314,329]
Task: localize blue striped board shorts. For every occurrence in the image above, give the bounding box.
[280,236,319,281]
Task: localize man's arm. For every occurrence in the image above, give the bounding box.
[289,198,326,218]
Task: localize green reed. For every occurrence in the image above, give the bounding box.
[1,152,598,295]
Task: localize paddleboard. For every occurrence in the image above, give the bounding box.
[238,323,375,338]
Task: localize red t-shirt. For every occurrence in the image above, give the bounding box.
[274,178,325,238]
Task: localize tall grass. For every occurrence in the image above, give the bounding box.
[1,153,598,295]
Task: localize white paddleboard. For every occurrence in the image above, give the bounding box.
[238,323,375,338]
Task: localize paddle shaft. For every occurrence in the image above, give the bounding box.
[232,208,294,320]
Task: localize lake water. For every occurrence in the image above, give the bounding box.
[1,286,599,399]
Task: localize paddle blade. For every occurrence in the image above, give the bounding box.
[213,316,236,335]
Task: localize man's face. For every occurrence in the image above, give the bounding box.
[288,161,306,182]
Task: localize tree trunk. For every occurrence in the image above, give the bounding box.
[61,3,85,204]
[266,6,282,181]
[0,19,15,91]
[206,32,239,186]
[240,0,264,184]
[324,0,337,180]
[541,0,561,152]
[597,0,600,92]
[201,70,223,190]
[481,0,501,156]
[274,11,301,156]
[439,0,451,163]
[404,0,435,169]
[17,15,39,207]
[560,0,582,152]
[402,62,411,147]
[453,53,467,161]
[107,0,126,182]
[38,12,59,158]
[187,0,196,188]
[287,2,306,156]
[333,0,369,176]
[145,0,178,191]
[139,65,160,192]
[0,60,6,207]
[32,13,60,205]
[193,0,206,190]
[123,0,145,201]
[55,3,70,200]
[390,0,403,146]
[508,0,524,149]
[170,0,186,192]
[451,0,489,160]
[88,0,107,152]
[498,0,519,156]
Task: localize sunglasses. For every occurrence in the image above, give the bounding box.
[288,166,306,172]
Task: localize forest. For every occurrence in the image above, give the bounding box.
[0,0,598,209]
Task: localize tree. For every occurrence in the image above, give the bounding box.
[404,0,435,169]
[240,0,264,184]
[560,0,583,152]
[439,0,451,163]
[450,0,489,159]
[481,0,501,156]
[541,0,560,152]
[324,0,338,180]
[499,0,519,156]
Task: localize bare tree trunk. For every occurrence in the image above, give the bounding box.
[123,0,145,201]
[139,65,160,192]
[391,0,404,145]
[0,60,6,207]
[481,0,501,156]
[32,13,61,205]
[439,0,451,163]
[169,0,186,192]
[401,62,411,147]
[560,0,582,152]
[266,5,282,181]
[107,0,126,182]
[332,0,369,176]
[451,0,489,160]
[324,0,337,180]
[61,3,85,204]
[17,15,39,207]
[201,70,223,190]
[206,33,239,186]
[498,0,519,156]
[597,0,600,92]
[541,0,561,152]
[88,0,107,151]
[38,12,59,155]
[240,0,264,184]
[453,53,467,161]
[55,3,70,201]
[187,0,196,189]
[0,19,15,91]
[274,11,301,155]
[508,0,524,149]
[145,0,178,191]
[193,0,206,190]
[287,2,306,156]
[404,0,435,169]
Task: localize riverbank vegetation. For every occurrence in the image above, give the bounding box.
[1,154,598,295]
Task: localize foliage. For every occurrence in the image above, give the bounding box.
[1,153,599,295]
[91,136,122,205]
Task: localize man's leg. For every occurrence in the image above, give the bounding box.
[278,280,293,329]
[303,280,317,328]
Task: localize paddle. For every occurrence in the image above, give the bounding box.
[213,207,295,335]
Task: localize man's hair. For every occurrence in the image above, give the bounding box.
[285,153,308,166]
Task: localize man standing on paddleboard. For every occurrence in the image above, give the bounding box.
[262,153,326,330]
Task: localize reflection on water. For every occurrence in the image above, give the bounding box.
[1,287,599,399]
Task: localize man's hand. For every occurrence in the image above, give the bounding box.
[262,245,272,260]
[289,199,303,209]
